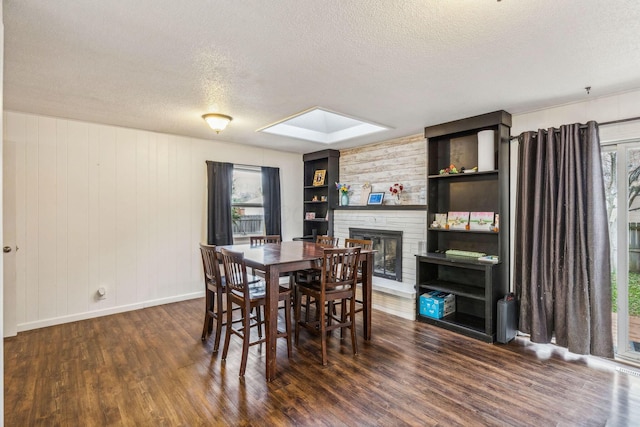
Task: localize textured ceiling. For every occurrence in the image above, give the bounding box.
[4,0,640,153]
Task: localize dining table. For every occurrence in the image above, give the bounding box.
[217,240,374,381]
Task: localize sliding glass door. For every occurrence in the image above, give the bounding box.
[602,141,640,363]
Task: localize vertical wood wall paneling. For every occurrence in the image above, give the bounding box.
[156,134,170,299]
[147,133,159,302]
[24,115,39,323]
[6,111,304,331]
[115,127,138,306]
[98,125,117,309]
[37,117,57,321]
[174,136,194,295]
[166,136,178,295]
[6,112,27,326]
[135,131,151,303]
[67,120,90,314]
[56,120,69,316]
[87,124,101,309]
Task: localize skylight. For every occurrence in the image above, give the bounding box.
[257,107,389,143]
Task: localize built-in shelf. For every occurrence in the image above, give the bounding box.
[302,150,339,237]
[335,205,427,211]
[417,110,511,343]
[417,280,485,300]
[428,228,499,234]
[428,170,498,179]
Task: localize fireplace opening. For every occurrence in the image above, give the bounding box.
[349,228,402,281]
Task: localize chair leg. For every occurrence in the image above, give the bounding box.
[239,302,252,376]
[255,307,263,339]
[284,296,292,358]
[319,296,328,366]
[340,298,347,340]
[294,287,302,345]
[201,290,213,341]
[350,296,358,355]
[326,301,334,337]
[213,290,224,352]
[221,295,233,361]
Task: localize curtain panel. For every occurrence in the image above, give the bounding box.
[261,166,282,237]
[514,121,613,358]
[206,161,234,245]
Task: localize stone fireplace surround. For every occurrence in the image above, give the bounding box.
[334,208,426,320]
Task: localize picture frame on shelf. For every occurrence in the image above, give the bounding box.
[312,169,326,186]
[469,212,494,231]
[447,211,469,230]
[435,213,448,228]
[305,212,316,220]
[367,192,385,205]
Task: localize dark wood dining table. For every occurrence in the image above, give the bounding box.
[217,240,374,381]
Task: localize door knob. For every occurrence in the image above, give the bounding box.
[3,246,12,253]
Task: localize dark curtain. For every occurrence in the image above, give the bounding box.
[514,121,613,358]
[262,166,282,236]
[206,161,234,245]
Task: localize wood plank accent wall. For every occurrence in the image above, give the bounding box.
[339,134,427,205]
[3,111,303,333]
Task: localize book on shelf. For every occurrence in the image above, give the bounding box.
[469,212,494,231]
[447,211,469,230]
[435,213,448,228]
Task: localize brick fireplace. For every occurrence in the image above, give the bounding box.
[333,208,427,320]
[349,228,403,282]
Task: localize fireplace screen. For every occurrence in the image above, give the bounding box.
[349,228,402,281]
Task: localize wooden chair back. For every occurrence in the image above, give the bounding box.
[220,248,250,298]
[200,244,223,290]
[344,238,373,251]
[316,235,339,248]
[320,246,361,290]
[250,235,281,246]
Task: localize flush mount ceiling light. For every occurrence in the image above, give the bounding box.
[202,113,233,133]
[257,107,390,144]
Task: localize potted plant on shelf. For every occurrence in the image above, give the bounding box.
[335,182,351,206]
[389,183,404,204]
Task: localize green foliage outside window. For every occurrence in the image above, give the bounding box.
[611,271,640,316]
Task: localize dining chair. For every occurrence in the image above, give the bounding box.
[294,246,361,365]
[200,244,264,352]
[316,235,339,248]
[249,235,281,246]
[199,244,229,352]
[220,248,292,376]
[294,235,340,315]
[344,239,373,305]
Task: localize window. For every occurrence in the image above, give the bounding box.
[231,166,264,242]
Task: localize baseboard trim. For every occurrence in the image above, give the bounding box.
[15,291,204,334]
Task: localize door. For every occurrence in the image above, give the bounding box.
[602,142,640,363]
[3,139,17,337]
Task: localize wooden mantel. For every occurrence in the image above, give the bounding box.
[335,205,427,211]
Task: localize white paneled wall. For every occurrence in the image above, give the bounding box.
[4,111,303,333]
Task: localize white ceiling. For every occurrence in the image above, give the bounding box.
[4,0,640,154]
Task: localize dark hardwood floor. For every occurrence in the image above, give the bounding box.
[5,298,640,426]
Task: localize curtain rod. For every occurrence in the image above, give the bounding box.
[509,115,640,140]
